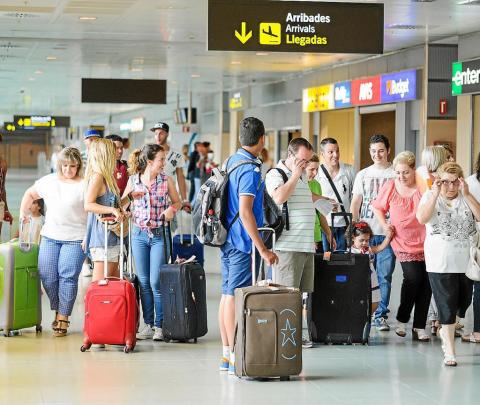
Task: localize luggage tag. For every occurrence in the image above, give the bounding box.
[323,251,332,261]
[98,279,109,286]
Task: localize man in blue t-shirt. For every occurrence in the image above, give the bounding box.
[219,117,278,375]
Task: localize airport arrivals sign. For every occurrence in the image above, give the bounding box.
[208,0,384,54]
[452,58,480,95]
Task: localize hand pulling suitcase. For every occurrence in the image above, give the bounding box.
[172,211,204,266]
[81,219,138,353]
[0,222,42,337]
[125,218,140,311]
[307,213,372,345]
[160,220,208,343]
[234,228,302,380]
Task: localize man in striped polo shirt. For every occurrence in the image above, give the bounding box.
[265,138,318,346]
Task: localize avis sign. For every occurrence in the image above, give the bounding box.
[351,76,381,105]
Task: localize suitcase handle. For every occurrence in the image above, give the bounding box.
[251,227,276,286]
[160,215,173,264]
[328,212,353,257]
[177,209,194,245]
[103,215,125,280]
[18,218,34,252]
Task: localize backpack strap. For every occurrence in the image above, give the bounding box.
[268,168,290,231]
[225,159,262,231]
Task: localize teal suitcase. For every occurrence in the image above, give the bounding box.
[0,239,42,336]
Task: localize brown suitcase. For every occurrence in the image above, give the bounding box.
[234,228,302,380]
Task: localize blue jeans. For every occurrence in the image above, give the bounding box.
[371,235,396,320]
[322,226,347,252]
[131,226,169,328]
[38,237,85,316]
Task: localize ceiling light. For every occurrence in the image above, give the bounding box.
[231,61,242,65]
[34,70,43,74]
[256,52,269,56]
[46,56,57,61]
[386,24,426,30]
[79,16,97,21]
[458,0,480,4]
[191,74,200,78]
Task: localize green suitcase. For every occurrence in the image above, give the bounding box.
[0,239,42,336]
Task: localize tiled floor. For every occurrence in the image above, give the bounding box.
[1,171,479,404]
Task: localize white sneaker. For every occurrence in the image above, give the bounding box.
[153,327,164,341]
[136,324,154,340]
[395,322,407,337]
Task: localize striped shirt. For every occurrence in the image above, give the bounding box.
[265,160,315,253]
[131,173,169,229]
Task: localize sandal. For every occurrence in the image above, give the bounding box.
[430,321,439,336]
[461,333,480,343]
[443,354,457,367]
[51,312,58,331]
[53,319,70,337]
[412,328,430,342]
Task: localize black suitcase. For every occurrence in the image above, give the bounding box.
[159,223,208,343]
[307,213,372,345]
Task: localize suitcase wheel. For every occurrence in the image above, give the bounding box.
[163,337,171,343]
[36,325,42,333]
[124,346,133,353]
[280,376,290,382]
[80,345,88,352]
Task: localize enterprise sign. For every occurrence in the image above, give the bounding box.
[208,0,384,54]
[302,69,419,112]
[452,59,480,96]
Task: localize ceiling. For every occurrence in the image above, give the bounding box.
[0,0,480,123]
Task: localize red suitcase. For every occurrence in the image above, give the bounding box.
[81,220,138,353]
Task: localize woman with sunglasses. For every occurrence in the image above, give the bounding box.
[372,151,430,342]
[417,162,480,366]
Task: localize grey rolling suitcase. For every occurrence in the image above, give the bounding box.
[234,228,302,380]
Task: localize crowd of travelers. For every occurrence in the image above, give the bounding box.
[5,115,479,372]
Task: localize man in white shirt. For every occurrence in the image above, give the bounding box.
[350,134,396,332]
[316,137,355,251]
[151,122,191,211]
[266,137,319,347]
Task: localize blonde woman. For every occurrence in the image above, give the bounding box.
[84,139,125,282]
[417,162,480,366]
[373,151,430,341]
[20,147,87,337]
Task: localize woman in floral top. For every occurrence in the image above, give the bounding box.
[417,162,480,366]
[123,144,182,342]
[372,151,430,342]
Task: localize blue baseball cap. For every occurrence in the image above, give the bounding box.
[84,129,102,139]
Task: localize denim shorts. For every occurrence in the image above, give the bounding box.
[220,241,251,296]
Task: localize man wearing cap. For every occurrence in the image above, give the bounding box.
[151,122,190,211]
[82,129,102,168]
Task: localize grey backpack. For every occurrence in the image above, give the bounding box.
[193,159,256,247]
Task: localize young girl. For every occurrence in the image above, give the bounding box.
[349,221,393,313]
[20,199,45,244]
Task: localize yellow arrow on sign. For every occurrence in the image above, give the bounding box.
[235,22,252,44]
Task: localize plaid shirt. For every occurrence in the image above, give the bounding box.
[131,173,169,229]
